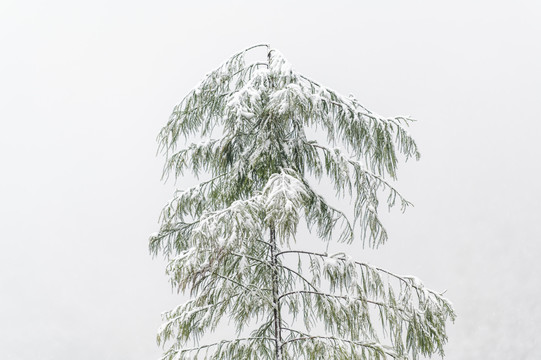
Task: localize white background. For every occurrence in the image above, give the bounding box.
[1,1,540,359]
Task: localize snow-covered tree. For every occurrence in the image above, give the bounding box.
[150,44,455,360]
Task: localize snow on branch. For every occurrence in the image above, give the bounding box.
[262,168,309,241]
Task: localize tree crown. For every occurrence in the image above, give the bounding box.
[151,44,454,360]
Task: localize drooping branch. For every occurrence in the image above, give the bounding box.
[278,290,407,314]
[276,249,450,298]
[162,336,275,360]
[281,335,400,359]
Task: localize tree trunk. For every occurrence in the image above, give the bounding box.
[270,226,283,360]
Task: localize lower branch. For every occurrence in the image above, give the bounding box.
[278,290,407,314]
[281,335,399,359]
[172,336,275,355]
[275,249,446,297]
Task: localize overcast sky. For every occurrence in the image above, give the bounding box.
[1,1,540,359]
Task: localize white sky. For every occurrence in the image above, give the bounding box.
[1,1,540,359]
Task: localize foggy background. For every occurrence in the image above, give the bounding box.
[1,1,540,359]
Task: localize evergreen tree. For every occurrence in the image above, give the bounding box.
[150,44,455,359]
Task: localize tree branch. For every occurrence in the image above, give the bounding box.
[174,336,275,354]
[277,290,407,315]
[276,250,445,297]
[281,335,398,358]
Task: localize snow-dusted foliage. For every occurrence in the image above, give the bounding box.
[151,44,455,359]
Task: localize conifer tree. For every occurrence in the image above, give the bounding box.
[150,44,455,359]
